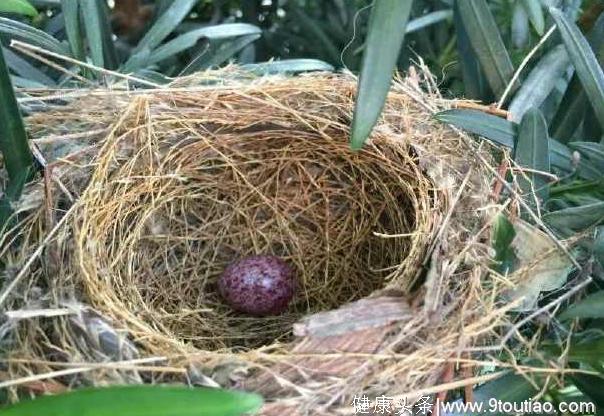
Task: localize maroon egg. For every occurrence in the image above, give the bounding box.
[218,255,297,316]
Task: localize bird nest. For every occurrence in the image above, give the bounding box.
[2,68,511,414]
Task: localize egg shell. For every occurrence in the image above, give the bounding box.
[218,255,296,316]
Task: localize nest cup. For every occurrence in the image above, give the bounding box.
[6,69,504,414]
[77,114,425,350]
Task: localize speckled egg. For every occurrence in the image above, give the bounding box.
[218,255,297,316]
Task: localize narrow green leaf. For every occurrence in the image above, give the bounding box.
[514,108,551,201]
[443,373,539,416]
[61,0,85,62]
[521,0,545,35]
[289,5,341,64]
[566,337,604,363]
[434,109,601,179]
[80,0,118,69]
[512,2,530,49]
[0,386,263,416]
[0,16,68,55]
[434,109,516,147]
[183,34,261,74]
[129,0,198,59]
[550,13,604,142]
[457,0,518,97]
[509,45,570,122]
[550,8,604,131]
[595,226,604,268]
[544,201,604,232]
[406,10,452,34]
[569,141,604,170]
[0,0,37,17]
[560,291,604,320]
[492,213,517,274]
[571,375,604,408]
[0,46,34,225]
[550,76,587,142]
[350,0,413,149]
[136,24,262,70]
[453,1,490,100]
[2,46,55,86]
[242,59,334,75]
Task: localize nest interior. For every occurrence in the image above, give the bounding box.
[4,69,507,413]
[66,74,431,351]
[76,113,427,351]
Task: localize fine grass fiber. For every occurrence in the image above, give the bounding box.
[2,67,509,414]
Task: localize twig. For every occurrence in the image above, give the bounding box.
[10,40,161,88]
[497,25,556,109]
[454,101,509,118]
[0,357,181,389]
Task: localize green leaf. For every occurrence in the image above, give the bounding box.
[80,0,118,70]
[566,337,604,363]
[595,226,604,268]
[406,10,452,34]
[0,46,34,225]
[512,1,529,49]
[571,374,604,408]
[0,0,37,17]
[457,0,518,97]
[434,109,601,179]
[453,1,490,100]
[508,45,570,122]
[544,201,604,232]
[289,5,341,64]
[514,108,551,201]
[521,0,545,35]
[183,34,261,74]
[434,109,516,147]
[137,24,262,70]
[2,46,55,86]
[492,213,517,274]
[550,76,587,143]
[61,0,85,62]
[0,385,263,416]
[550,8,604,132]
[569,141,604,170]
[128,0,198,64]
[242,59,334,75]
[560,291,604,320]
[0,16,68,55]
[550,14,604,142]
[444,373,538,416]
[349,0,412,150]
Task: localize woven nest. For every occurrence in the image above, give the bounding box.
[2,68,512,414]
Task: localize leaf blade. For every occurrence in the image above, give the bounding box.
[0,46,34,225]
[0,385,263,416]
[0,0,37,17]
[434,109,516,147]
[61,0,85,62]
[559,291,604,320]
[128,0,198,62]
[350,0,413,149]
[0,16,68,55]
[141,23,262,70]
[457,0,518,97]
[550,8,604,131]
[508,45,570,122]
[514,108,551,201]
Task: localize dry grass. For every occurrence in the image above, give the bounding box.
[0,67,520,414]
